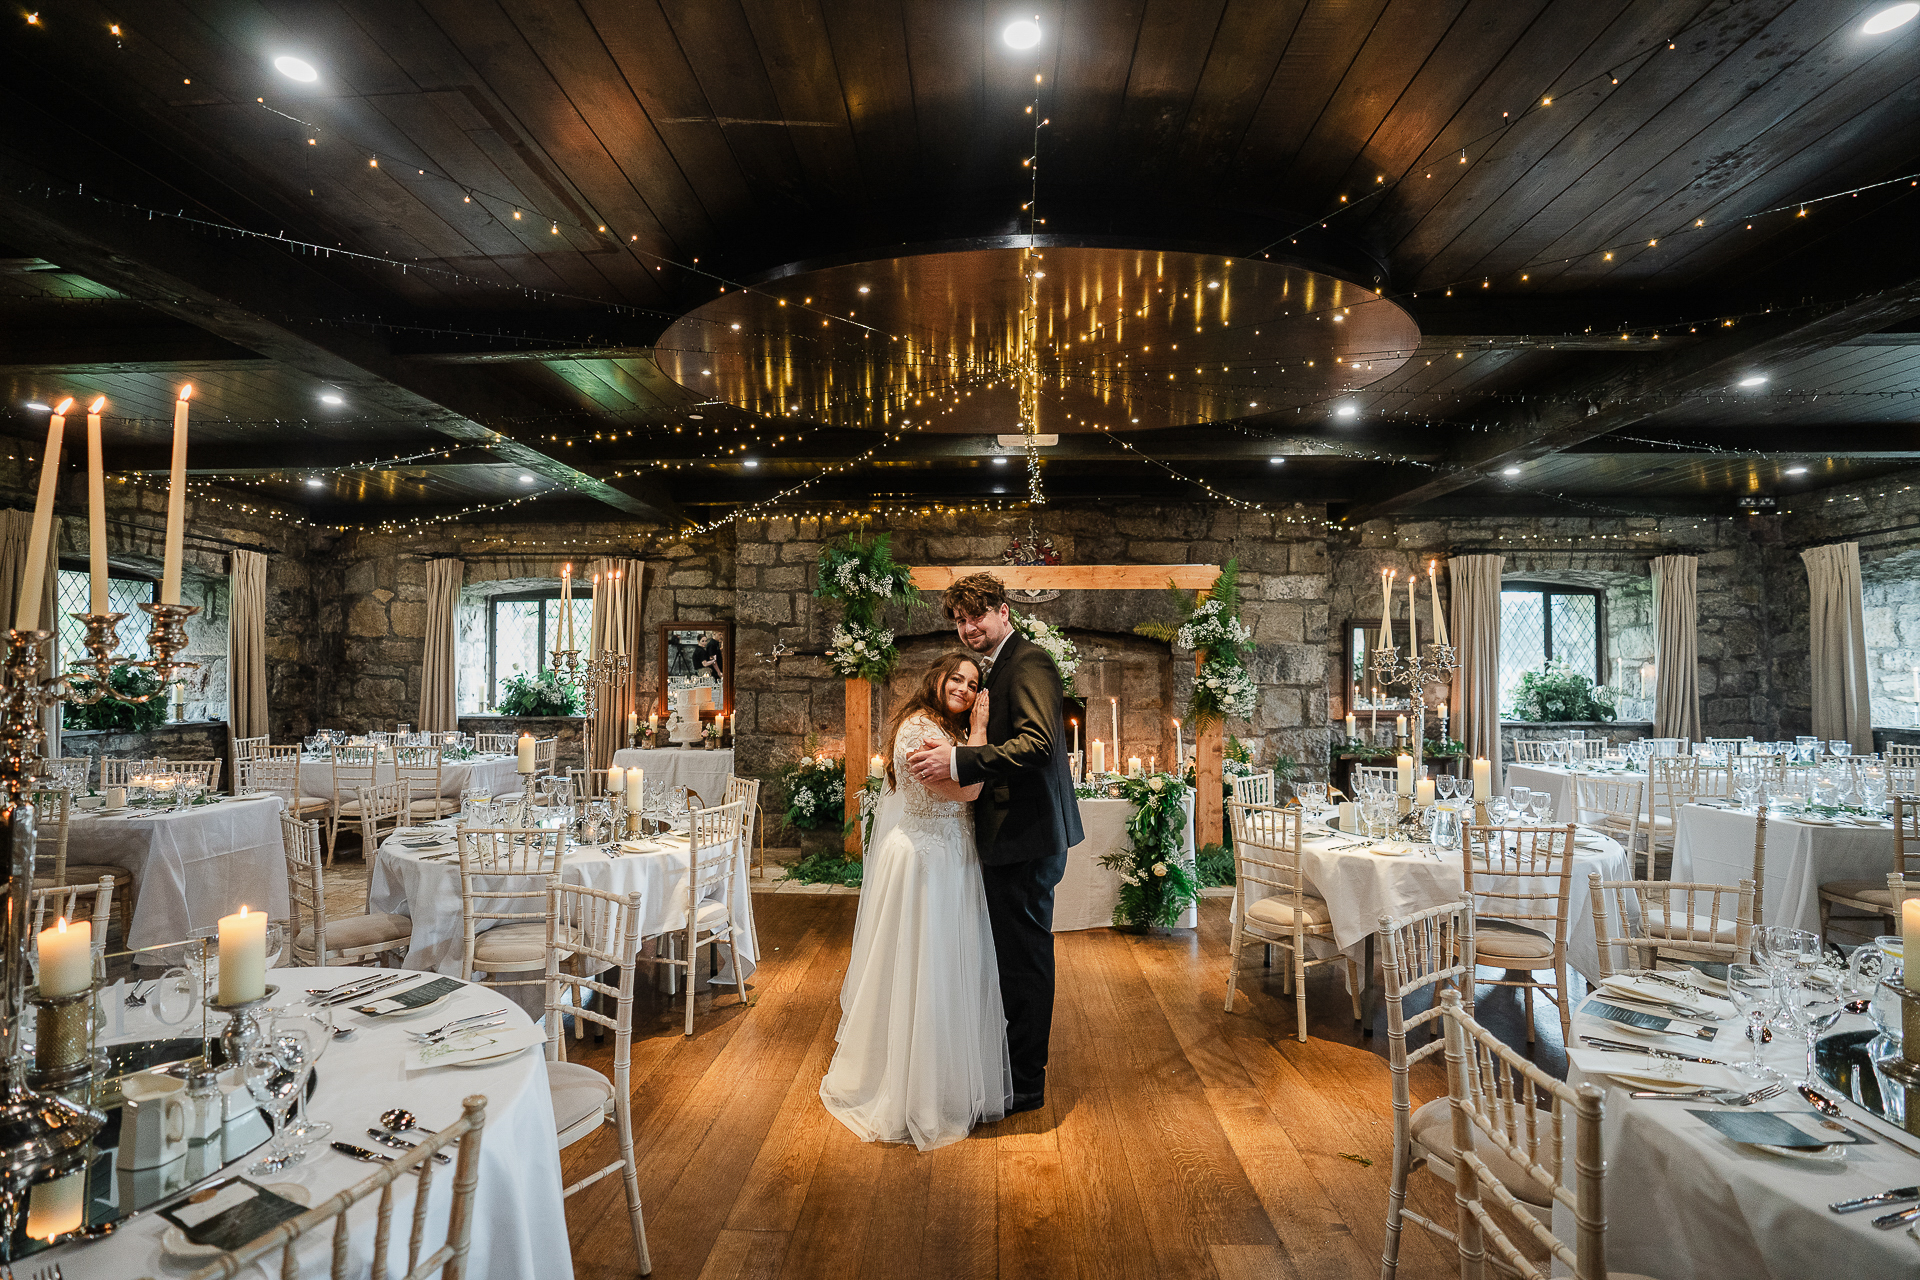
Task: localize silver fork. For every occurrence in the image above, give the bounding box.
[34,1263,62,1280]
[406,1010,508,1041]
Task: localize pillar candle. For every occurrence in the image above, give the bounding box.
[216,906,266,1005]
[516,733,535,772]
[1173,718,1182,765]
[648,711,658,732]
[1396,715,1407,738]
[1396,753,1414,796]
[18,399,69,631]
[869,754,884,779]
[1091,740,1106,774]
[1338,801,1357,830]
[1415,777,1435,806]
[624,768,644,813]
[36,916,91,996]
[1127,755,1142,778]
[1472,757,1492,797]
[85,397,107,615]
[627,712,638,736]
[26,1169,84,1242]
[606,765,625,797]
[1344,713,1356,741]
[160,385,191,605]
[1380,569,1394,652]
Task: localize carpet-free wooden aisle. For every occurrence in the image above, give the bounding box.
[559,893,1555,1280]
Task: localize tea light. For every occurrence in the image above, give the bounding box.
[36,916,91,996]
[217,906,267,1005]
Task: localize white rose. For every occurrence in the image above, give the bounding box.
[1152,862,1168,877]
[1148,776,1165,792]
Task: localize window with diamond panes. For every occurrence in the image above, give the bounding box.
[1498,585,1603,713]
[56,569,154,672]
[486,592,593,708]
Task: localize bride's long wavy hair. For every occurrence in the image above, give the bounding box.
[879,652,983,790]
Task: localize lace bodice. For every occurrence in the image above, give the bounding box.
[893,714,970,822]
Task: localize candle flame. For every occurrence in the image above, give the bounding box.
[52,398,72,415]
[178,384,193,402]
[55,917,67,933]
[87,397,105,414]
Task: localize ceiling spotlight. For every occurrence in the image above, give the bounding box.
[319,393,343,405]
[1864,3,1919,32]
[992,486,1007,494]
[1002,18,1041,49]
[1737,374,1768,387]
[743,459,759,468]
[688,414,704,420]
[1268,457,1284,465]
[24,402,47,411]
[273,55,318,82]
[1334,404,1358,419]
[700,369,711,376]
[518,474,535,484]
[992,457,1008,465]
[857,285,871,294]
[306,477,325,488]
[1503,465,1521,476]
[1206,281,1220,289]
[1785,465,1808,475]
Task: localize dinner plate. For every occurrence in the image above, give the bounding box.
[1369,844,1414,857]
[447,1041,533,1068]
[161,1183,310,1259]
[1749,1142,1848,1162]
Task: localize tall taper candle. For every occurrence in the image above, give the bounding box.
[160,385,191,604]
[1173,718,1182,768]
[1407,566,1418,655]
[1380,569,1394,652]
[1110,697,1119,767]
[589,573,599,660]
[85,397,108,614]
[1070,718,1079,758]
[562,564,574,652]
[18,398,68,631]
[1396,753,1414,796]
[1429,559,1447,646]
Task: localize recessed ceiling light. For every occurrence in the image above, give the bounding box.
[24,402,47,411]
[1785,465,1808,475]
[1002,19,1041,49]
[743,459,759,468]
[993,486,1007,494]
[518,474,535,484]
[1738,374,1768,387]
[1248,402,1259,408]
[857,285,871,294]
[688,414,704,420]
[1335,404,1358,419]
[306,477,325,488]
[1268,457,1284,465]
[273,56,318,82]
[992,457,1008,465]
[1503,466,1521,476]
[1864,3,1919,33]
[700,369,711,376]
[319,393,343,405]
[1206,281,1220,289]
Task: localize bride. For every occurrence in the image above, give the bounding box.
[819,652,1012,1150]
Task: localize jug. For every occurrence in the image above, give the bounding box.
[118,1072,189,1169]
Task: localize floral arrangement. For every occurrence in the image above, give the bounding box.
[63,666,167,732]
[1097,772,1201,928]
[493,667,585,717]
[1137,560,1256,728]
[776,747,846,831]
[702,719,723,741]
[813,531,921,682]
[1010,611,1079,695]
[1507,660,1617,723]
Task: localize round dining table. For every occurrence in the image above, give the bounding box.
[293,752,524,806]
[1673,801,1898,932]
[35,966,571,1280]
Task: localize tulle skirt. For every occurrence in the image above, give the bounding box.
[819,809,1011,1152]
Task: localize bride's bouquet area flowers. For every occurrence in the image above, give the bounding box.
[1137,559,1256,728]
[777,748,846,831]
[1098,772,1201,928]
[1010,611,1079,695]
[813,531,921,682]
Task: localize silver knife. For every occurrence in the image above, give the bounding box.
[1578,1036,1727,1065]
[368,1129,451,1164]
[316,975,410,1007]
[1872,1204,1920,1229]
[331,1141,394,1165]
[1832,1187,1920,1213]
[308,973,400,999]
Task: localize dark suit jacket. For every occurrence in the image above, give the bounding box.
[953,631,1085,866]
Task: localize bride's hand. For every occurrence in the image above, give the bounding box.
[969,689,990,737]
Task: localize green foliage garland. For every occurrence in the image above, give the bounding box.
[814,531,921,683]
[1097,772,1201,928]
[63,667,167,733]
[494,668,584,716]
[1136,560,1256,729]
[1508,660,1617,723]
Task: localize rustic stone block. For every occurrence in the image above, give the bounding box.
[348,598,389,638]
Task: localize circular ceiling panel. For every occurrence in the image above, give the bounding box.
[655,246,1419,433]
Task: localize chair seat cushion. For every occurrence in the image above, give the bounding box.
[1472,917,1556,962]
[548,1060,613,1144]
[296,912,411,954]
[1410,1096,1554,1208]
[408,798,451,816]
[1819,879,1893,909]
[1642,905,1740,943]
[472,921,580,966]
[60,863,130,884]
[1245,893,1333,929]
[695,899,731,931]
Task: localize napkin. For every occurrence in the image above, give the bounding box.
[161,1179,308,1249]
[1598,974,1733,1019]
[351,976,464,1017]
[405,1020,543,1070]
[1689,1110,1869,1148]
[1568,1047,1741,1092]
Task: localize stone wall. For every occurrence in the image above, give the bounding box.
[62,720,232,789]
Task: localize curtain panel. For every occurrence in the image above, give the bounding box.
[1447,554,1504,769]
[1650,554,1702,742]
[227,550,269,741]
[587,560,646,771]
[417,558,463,732]
[0,510,60,752]
[1802,542,1874,753]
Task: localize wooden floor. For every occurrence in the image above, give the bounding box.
[557,893,1575,1280]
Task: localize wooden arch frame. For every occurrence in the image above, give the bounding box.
[844,563,1226,856]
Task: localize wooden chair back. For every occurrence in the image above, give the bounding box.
[239,751,300,801]
[533,737,558,777]
[457,827,567,991]
[724,776,763,872]
[1437,989,1609,1280]
[1227,801,1307,922]
[1461,824,1576,950]
[331,744,380,802]
[1574,738,1608,761]
[1646,756,1698,832]
[99,758,145,788]
[150,758,223,792]
[186,1097,489,1280]
[232,735,268,764]
[1729,753,1787,788]
[394,744,445,818]
[1897,796,1920,875]
[282,814,328,965]
[1513,741,1551,763]
[1231,771,1276,807]
[1353,764,1399,796]
[29,877,114,960]
[688,801,745,904]
[43,757,91,792]
[29,787,71,884]
[1588,874,1755,975]
[473,733,516,754]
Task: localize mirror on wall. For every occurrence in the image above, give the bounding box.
[657,623,731,721]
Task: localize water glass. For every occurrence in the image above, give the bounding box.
[278,1008,333,1146]
[1507,785,1529,813]
[1528,790,1554,823]
[1725,964,1782,1081]
[1784,972,1844,1083]
[243,1042,307,1174]
[1435,774,1457,802]
[1455,778,1474,803]
[1829,741,1852,760]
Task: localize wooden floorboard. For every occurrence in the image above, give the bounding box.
[560,892,1571,1279]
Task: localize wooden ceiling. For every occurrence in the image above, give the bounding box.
[0,0,1918,526]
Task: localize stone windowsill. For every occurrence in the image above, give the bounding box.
[1500,720,1653,728]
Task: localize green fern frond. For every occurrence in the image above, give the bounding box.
[1133,621,1181,644]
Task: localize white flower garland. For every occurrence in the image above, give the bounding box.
[1012,613,1079,694]
[827,622,896,679]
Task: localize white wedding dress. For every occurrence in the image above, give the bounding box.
[819,713,1011,1151]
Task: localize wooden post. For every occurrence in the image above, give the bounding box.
[844,677,870,857]
[1195,652,1224,849]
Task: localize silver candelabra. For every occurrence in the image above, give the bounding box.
[1369,641,1460,758]
[549,647,631,722]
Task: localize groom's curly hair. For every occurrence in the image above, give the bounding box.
[942,572,1007,620]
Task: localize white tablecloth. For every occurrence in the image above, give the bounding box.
[46,965,571,1280]
[65,794,289,951]
[610,747,735,807]
[1292,822,1631,982]
[1560,1001,1920,1279]
[1673,803,1895,932]
[294,754,523,802]
[369,822,759,1013]
[1503,763,1650,823]
[1055,796,1197,931]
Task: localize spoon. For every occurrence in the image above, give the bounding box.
[379,1107,424,1135]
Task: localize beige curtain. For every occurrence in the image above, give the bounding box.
[0,509,60,752]
[587,559,647,770]
[1650,555,1701,742]
[1447,554,1504,769]
[418,559,462,732]
[228,550,269,740]
[1802,542,1874,753]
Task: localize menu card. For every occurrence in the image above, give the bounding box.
[161,1179,307,1249]
[1580,997,1718,1041]
[1689,1110,1872,1148]
[352,976,463,1017]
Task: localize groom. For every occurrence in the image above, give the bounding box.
[907,572,1083,1114]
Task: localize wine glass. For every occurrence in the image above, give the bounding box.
[1528,790,1554,824]
[1784,971,1844,1084]
[277,1007,333,1146]
[1436,774,1458,802]
[1455,778,1474,804]
[1724,964,1782,1081]
[242,1041,307,1174]
[1506,784,1529,814]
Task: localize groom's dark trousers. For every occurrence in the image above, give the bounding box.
[954,630,1084,1100]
